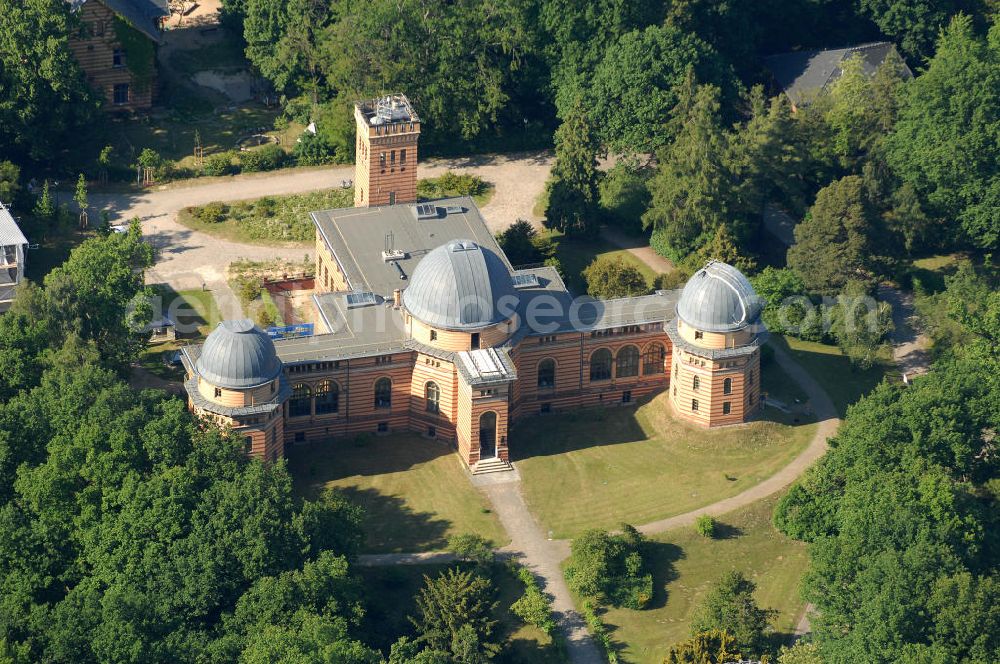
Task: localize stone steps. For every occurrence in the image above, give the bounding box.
[472,457,514,475]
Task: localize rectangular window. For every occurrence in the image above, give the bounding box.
[214,387,222,398]
[430,330,437,341]
[112,49,125,68]
[113,83,130,105]
[694,330,703,339]
[379,152,386,170]
[622,390,632,404]
[692,399,699,411]
[723,401,731,415]
[400,149,407,164]
[427,426,436,438]
[390,150,396,164]
[540,402,551,414]
[377,422,388,433]
[471,333,480,350]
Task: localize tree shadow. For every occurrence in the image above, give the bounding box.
[337,486,452,553]
[644,540,685,610]
[713,522,745,540]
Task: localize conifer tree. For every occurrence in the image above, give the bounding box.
[544,99,599,237]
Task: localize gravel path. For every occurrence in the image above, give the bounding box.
[87,152,553,315]
[877,284,931,380]
[600,226,675,274]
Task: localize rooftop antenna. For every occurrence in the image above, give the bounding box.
[382,231,405,262]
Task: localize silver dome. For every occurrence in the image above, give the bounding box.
[195,319,283,389]
[402,240,516,330]
[676,261,764,333]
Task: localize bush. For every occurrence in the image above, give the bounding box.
[447,533,494,567]
[418,171,491,200]
[509,564,556,635]
[203,152,236,176]
[196,201,227,223]
[564,524,653,610]
[240,145,286,172]
[695,515,716,538]
[495,219,555,266]
[294,133,335,166]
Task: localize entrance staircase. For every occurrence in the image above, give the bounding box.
[472,457,514,475]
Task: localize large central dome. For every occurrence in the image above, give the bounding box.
[402,240,516,330]
[676,261,764,333]
[195,320,283,389]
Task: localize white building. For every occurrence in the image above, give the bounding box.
[0,203,28,313]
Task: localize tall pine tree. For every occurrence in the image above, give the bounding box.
[544,100,599,236]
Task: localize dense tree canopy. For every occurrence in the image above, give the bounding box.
[887,15,1000,251]
[774,281,1000,663]
[586,25,734,153]
[0,0,96,165]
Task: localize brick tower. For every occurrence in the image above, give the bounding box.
[354,94,420,207]
[666,262,767,426]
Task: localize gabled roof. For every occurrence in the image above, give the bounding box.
[764,41,912,107]
[66,0,169,43]
[0,204,28,247]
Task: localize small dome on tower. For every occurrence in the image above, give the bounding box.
[676,261,764,333]
[195,320,282,389]
[402,240,516,330]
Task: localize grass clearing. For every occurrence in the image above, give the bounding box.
[909,252,969,293]
[770,335,889,417]
[178,188,353,243]
[547,231,658,294]
[597,493,808,663]
[513,385,816,539]
[287,434,507,553]
[149,285,222,338]
[360,562,565,663]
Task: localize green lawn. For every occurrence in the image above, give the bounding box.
[548,231,658,295]
[770,335,889,417]
[512,383,816,539]
[597,493,809,663]
[287,434,508,553]
[360,562,565,663]
[149,285,222,339]
[909,252,969,293]
[177,188,353,244]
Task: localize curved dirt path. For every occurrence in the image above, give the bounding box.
[638,345,838,534]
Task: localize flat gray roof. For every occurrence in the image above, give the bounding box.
[313,196,504,299]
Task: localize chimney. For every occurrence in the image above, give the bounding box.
[393,289,402,308]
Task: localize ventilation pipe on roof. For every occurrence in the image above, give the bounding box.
[393,289,402,308]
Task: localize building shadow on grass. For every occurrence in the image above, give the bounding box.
[509,394,657,462]
[287,435,454,485]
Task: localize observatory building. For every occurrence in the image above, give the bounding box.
[180,94,767,472]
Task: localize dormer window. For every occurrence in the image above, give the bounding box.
[694,330,703,340]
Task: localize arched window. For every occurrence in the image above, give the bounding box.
[616,345,639,378]
[537,359,555,388]
[315,380,339,414]
[374,377,392,409]
[425,381,440,413]
[643,344,666,375]
[289,384,312,417]
[692,375,700,391]
[723,377,732,395]
[589,349,612,381]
